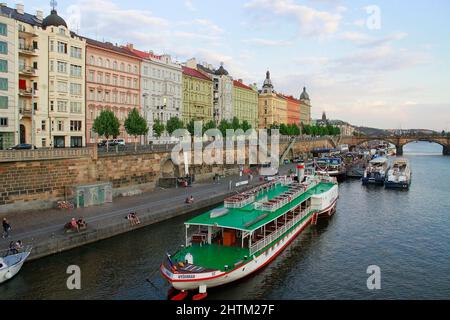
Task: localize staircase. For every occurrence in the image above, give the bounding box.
[280,137,296,163]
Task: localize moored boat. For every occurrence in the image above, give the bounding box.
[314,157,346,181]
[160,167,338,299]
[0,246,32,284]
[362,157,389,185]
[385,159,411,190]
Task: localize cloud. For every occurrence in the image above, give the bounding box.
[184,0,196,12]
[244,0,342,37]
[243,38,294,47]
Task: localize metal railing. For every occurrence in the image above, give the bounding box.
[249,207,311,255]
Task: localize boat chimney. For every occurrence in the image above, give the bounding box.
[296,163,305,182]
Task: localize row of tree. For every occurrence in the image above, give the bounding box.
[93,108,342,151]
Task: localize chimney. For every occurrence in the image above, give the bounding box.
[36,10,43,21]
[126,43,134,50]
[238,79,243,83]
[16,3,24,14]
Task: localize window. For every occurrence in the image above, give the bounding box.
[106,59,110,68]
[89,70,94,82]
[127,78,131,88]
[59,28,65,35]
[89,89,95,100]
[120,76,124,87]
[113,61,117,70]
[97,57,103,67]
[113,75,118,86]
[57,41,67,54]
[70,65,82,77]
[0,117,7,126]
[0,59,7,72]
[0,41,7,54]
[49,60,54,72]
[144,66,148,75]
[57,61,67,73]
[50,100,54,111]
[70,83,81,95]
[41,120,46,130]
[49,40,54,52]
[57,120,64,131]
[127,64,131,73]
[57,81,67,93]
[105,74,110,84]
[97,72,103,83]
[70,120,82,131]
[57,101,67,112]
[133,79,138,89]
[0,78,7,91]
[42,138,46,147]
[70,102,82,114]
[134,65,138,74]
[120,63,124,71]
[0,23,6,36]
[0,95,6,109]
[70,46,82,59]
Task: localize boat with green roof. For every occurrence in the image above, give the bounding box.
[160,165,339,300]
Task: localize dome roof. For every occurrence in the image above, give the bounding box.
[42,10,67,29]
[215,64,229,76]
[300,87,310,100]
[262,70,273,89]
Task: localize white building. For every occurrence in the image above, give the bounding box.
[125,44,182,142]
[186,59,233,124]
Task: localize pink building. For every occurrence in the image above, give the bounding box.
[85,38,141,144]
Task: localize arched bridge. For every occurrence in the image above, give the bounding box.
[335,135,450,156]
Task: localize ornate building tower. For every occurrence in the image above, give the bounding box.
[299,87,312,125]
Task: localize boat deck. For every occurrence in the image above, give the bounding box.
[172,244,249,272]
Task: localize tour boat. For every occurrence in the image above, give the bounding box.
[314,157,346,181]
[385,159,411,190]
[160,165,339,300]
[0,246,32,284]
[362,157,389,185]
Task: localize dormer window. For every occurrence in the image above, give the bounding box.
[59,28,65,35]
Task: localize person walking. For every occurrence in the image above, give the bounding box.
[2,218,11,239]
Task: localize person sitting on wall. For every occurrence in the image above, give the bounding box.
[77,218,87,229]
[130,212,140,225]
[70,218,79,232]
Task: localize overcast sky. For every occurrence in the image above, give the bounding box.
[19,0,450,130]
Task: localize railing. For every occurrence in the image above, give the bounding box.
[0,148,94,162]
[19,66,37,75]
[19,46,38,54]
[19,106,32,115]
[249,207,311,255]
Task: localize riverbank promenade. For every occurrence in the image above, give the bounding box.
[0,164,294,261]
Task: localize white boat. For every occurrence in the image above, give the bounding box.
[385,159,411,189]
[0,246,32,284]
[362,157,389,185]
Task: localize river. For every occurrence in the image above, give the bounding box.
[1,141,449,300]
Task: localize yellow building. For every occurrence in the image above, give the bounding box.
[181,66,213,123]
[232,80,258,129]
[258,71,287,128]
[299,87,312,125]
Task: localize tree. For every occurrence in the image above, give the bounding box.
[218,119,232,137]
[153,119,165,138]
[124,108,149,151]
[166,116,184,135]
[231,117,241,130]
[92,110,120,152]
[241,120,252,132]
[186,119,196,136]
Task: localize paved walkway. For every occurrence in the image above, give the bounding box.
[1,164,296,254]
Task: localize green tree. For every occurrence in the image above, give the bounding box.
[124,108,149,151]
[231,117,241,130]
[166,116,184,135]
[241,120,252,132]
[279,123,288,136]
[92,109,120,152]
[218,119,232,137]
[186,119,196,136]
[153,119,165,138]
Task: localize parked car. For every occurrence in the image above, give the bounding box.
[7,143,37,150]
[113,139,125,146]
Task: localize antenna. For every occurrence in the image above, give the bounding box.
[50,0,57,10]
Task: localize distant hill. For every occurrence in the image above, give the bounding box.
[356,127,439,136]
[356,126,389,136]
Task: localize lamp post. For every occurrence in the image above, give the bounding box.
[142,93,148,145]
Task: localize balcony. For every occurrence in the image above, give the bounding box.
[19,106,33,117]
[19,88,38,97]
[19,46,38,56]
[19,66,38,77]
[19,28,38,37]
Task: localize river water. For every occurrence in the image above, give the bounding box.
[1,141,449,300]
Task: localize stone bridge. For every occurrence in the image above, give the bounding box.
[335,135,450,156]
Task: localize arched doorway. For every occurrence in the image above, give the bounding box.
[20,124,26,144]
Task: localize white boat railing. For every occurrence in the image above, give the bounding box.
[249,207,311,255]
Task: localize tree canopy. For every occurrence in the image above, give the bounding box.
[166,116,185,135]
[92,110,120,140]
[124,108,148,150]
[153,119,165,138]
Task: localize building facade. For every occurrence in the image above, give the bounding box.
[233,79,258,129]
[85,39,141,144]
[258,71,287,128]
[0,9,18,149]
[181,66,213,123]
[284,95,301,126]
[299,87,312,125]
[0,4,86,149]
[124,44,182,141]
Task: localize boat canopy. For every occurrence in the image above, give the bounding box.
[185,182,335,232]
[369,157,388,164]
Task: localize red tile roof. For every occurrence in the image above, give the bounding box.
[182,66,211,81]
[233,80,254,91]
[123,46,162,60]
[282,94,300,103]
[84,38,141,59]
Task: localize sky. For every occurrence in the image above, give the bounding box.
[16,0,450,130]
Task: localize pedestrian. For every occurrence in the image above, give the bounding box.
[2,218,11,239]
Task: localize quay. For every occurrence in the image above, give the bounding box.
[0,168,293,262]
